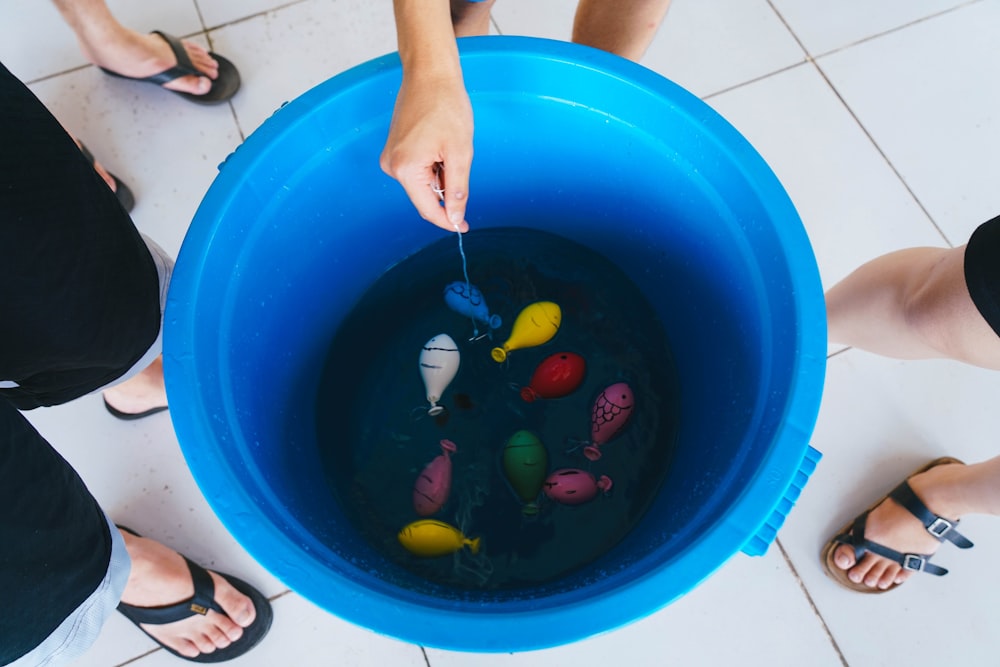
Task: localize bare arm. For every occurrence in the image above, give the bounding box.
[381,0,473,232]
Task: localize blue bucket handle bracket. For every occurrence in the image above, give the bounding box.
[741,445,823,557]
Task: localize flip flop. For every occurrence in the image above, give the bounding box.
[116,526,273,663]
[821,456,974,593]
[100,31,241,105]
[103,398,169,420]
[79,142,135,213]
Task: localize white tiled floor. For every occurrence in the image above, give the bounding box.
[4,0,1000,665]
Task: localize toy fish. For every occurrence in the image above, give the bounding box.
[398,519,481,558]
[443,281,502,331]
[584,382,635,461]
[413,439,457,516]
[419,333,460,416]
[543,468,613,505]
[491,301,561,363]
[520,351,586,402]
[502,429,548,515]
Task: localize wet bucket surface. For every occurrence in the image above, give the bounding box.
[164,37,826,652]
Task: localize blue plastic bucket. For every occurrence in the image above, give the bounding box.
[164,36,826,652]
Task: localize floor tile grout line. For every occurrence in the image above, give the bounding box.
[797,0,984,63]
[700,60,809,102]
[765,0,977,249]
[806,58,954,248]
[775,538,850,667]
[113,646,161,667]
[198,0,314,35]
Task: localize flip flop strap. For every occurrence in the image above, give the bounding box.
[834,513,948,576]
[117,557,226,625]
[101,31,202,86]
[889,481,974,548]
[140,31,202,86]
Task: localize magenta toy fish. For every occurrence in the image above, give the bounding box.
[543,468,613,505]
[583,382,635,461]
[413,439,457,516]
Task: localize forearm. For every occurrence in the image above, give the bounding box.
[393,0,464,85]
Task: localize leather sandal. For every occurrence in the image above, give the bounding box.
[821,456,974,593]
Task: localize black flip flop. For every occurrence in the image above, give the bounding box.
[100,31,241,105]
[116,527,273,663]
[79,142,135,213]
[103,398,168,420]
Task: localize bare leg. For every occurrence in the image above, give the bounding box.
[827,238,1000,588]
[450,0,496,37]
[572,0,672,62]
[833,457,1000,589]
[826,245,1000,370]
[50,0,219,96]
[119,529,256,659]
[103,355,168,415]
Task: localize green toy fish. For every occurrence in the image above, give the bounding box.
[502,429,549,515]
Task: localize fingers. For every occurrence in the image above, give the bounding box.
[440,157,471,232]
[395,167,459,232]
[383,158,471,234]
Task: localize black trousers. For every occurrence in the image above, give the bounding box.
[0,61,160,663]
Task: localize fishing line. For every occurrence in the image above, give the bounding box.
[434,164,479,338]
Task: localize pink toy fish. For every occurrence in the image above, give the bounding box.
[543,468,613,505]
[413,439,457,516]
[583,382,635,461]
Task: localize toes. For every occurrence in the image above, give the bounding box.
[846,552,878,584]
[181,41,219,79]
[164,75,211,95]
[174,639,202,659]
[209,572,257,628]
[833,544,856,570]
[864,560,900,590]
[200,621,236,650]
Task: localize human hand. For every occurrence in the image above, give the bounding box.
[380,73,473,233]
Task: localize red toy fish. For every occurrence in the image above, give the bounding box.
[520,352,587,402]
[413,439,457,516]
[543,468,613,505]
[583,382,635,461]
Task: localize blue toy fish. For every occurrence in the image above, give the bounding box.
[443,281,502,331]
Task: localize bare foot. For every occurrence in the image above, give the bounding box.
[832,462,964,589]
[119,530,256,659]
[83,30,219,97]
[103,356,168,416]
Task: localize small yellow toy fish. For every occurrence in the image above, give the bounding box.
[491,301,562,362]
[398,519,481,558]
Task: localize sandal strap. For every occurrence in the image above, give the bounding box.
[117,557,226,625]
[890,481,974,549]
[100,31,201,87]
[141,31,202,86]
[833,513,949,577]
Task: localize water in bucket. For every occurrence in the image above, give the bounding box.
[315,227,680,590]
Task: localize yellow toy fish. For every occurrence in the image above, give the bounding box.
[491,301,562,362]
[398,519,481,558]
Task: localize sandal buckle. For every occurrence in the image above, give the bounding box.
[902,554,925,572]
[926,517,953,538]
